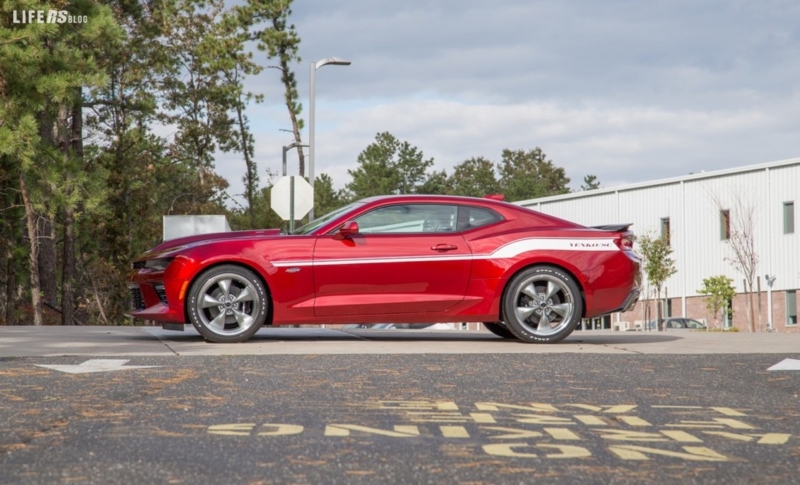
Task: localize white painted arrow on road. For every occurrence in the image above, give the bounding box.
[36,359,161,374]
[767,358,800,371]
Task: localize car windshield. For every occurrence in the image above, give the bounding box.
[291,202,365,235]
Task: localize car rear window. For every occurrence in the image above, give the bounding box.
[457,206,502,231]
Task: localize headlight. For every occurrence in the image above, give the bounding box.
[145,258,174,271]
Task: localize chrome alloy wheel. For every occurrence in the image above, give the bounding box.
[195,273,262,338]
[512,274,575,337]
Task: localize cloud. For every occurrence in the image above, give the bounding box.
[215,0,800,206]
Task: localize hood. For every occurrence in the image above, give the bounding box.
[149,229,282,253]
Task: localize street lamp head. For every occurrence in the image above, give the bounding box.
[315,57,351,69]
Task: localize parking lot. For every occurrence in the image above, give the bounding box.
[1,327,799,484]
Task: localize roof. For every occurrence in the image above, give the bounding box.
[515,156,800,206]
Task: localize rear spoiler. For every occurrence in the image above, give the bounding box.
[591,223,632,232]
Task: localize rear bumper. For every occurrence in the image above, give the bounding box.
[621,288,640,312]
[603,287,641,315]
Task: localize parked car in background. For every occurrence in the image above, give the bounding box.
[127,194,641,344]
[646,318,707,330]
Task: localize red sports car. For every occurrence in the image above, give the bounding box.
[127,195,641,343]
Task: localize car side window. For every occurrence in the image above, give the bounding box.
[685,319,704,328]
[354,204,458,234]
[457,206,503,231]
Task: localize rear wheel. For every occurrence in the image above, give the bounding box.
[483,322,517,339]
[502,266,583,343]
[186,265,268,343]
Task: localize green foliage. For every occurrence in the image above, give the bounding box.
[314,173,346,216]
[447,157,499,197]
[699,275,736,329]
[226,169,285,231]
[497,148,570,201]
[159,0,250,177]
[346,132,435,198]
[637,234,677,293]
[245,0,306,175]
[637,233,677,329]
[581,174,601,190]
[418,169,450,195]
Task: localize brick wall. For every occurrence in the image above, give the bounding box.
[615,291,798,333]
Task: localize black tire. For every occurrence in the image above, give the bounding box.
[186,265,269,343]
[502,265,583,343]
[483,322,517,339]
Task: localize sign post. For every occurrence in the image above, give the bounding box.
[270,176,314,232]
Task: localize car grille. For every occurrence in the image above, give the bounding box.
[130,287,145,311]
[131,261,146,269]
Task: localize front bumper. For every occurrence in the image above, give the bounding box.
[126,256,194,323]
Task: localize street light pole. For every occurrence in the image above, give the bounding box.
[309,57,351,221]
[282,142,308,177]
[765,274,776,331]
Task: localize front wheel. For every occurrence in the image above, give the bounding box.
[502,266,583,343]
[186,265,269,343]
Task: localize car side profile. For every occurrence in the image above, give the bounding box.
[127,194,641,343]
[647,318,707,330]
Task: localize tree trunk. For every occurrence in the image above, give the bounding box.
[61,93,82,326]
[289,106,305,177]
[38,216,58,306]
[4,247,15,326]
[20,172,43,326]
[656,288,663,331]
[235,102,257,228]
[36,106,58,308]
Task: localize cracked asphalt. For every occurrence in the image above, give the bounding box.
[1,327,799,484]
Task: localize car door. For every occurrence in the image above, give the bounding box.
[312,203,472,316]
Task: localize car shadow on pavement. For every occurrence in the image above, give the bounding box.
[138,327,684,344]
[566,333,682,344]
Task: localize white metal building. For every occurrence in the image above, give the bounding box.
[515,157,800,332]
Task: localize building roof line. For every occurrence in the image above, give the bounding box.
[515,156,800,206]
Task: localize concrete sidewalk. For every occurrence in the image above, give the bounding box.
[1,325,799,357]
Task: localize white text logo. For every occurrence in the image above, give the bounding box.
[12,10,88,24]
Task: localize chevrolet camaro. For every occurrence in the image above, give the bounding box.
[127,195,641,343]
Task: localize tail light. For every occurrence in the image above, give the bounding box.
[615,232,634,250]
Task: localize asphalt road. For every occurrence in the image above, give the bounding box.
[1,327,799,484]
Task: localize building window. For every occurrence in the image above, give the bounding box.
[720,210,731,240]
[723,298,733,328]
[784,202,795,234]
[787,290,797,326]
[660,217,671,245]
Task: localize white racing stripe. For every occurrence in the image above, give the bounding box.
[271,237,618,267]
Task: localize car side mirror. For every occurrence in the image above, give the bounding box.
[338,220,359,238]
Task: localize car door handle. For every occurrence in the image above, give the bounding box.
[431,244,458,251]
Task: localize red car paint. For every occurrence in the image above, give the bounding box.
[127,195,640,328]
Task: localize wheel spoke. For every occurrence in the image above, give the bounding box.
[209,310,227,330]
[217,279,232,299]
[232,308,253,329]
[545,280,560,300]
[538,311,550,329]
[202,294,222,308]
[521,283,538,299]
[551,303,572,318]
[232,287,254,303]
[516,306,536,321]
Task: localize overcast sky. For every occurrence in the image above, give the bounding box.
[216,0,800,200]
